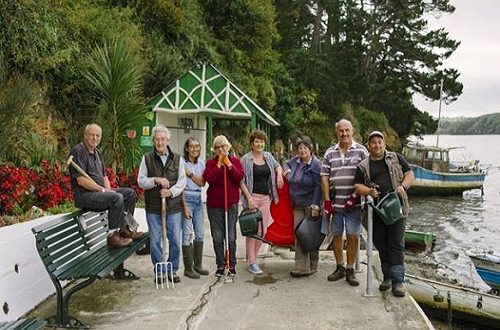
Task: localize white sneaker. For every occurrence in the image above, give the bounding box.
[248,263,263,275]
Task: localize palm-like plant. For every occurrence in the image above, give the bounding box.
[85,38,146,172]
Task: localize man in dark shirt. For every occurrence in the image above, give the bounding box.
[69,123,143,248]
[354,131,413,297]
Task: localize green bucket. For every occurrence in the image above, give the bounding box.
[239,209,262,237]
[373,190,403,225]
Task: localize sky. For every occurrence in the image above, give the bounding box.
[412,0,500,118]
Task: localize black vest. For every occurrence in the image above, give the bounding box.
[144,148,182,214]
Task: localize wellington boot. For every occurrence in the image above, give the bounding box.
[182,245,200,279]
[193,241,209,276]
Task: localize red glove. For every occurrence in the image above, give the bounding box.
[324,200,334,215]
[344,193,357,212]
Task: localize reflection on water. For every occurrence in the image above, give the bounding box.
[407,167,500,291]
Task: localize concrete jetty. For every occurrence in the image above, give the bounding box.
[26,208,433,329]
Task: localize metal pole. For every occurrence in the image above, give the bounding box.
[436,78,444,147]
[363,196,377,298]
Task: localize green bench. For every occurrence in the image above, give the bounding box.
[31,210,149,328]
[0,318,46,330]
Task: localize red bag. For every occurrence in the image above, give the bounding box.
[265,178,295,246]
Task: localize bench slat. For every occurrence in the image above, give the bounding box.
[0,318,46,330]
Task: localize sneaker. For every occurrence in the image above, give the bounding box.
[345,268,359,286]
[392,282,405,297]
[228,266,237,276]
[327,265,346,282]
[248,263,263,275]
[215,268,225,277]
[379,279,392,291]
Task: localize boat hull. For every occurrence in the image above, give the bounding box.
[409,165,485,196]
[405,230,436,252]
[406,274,500,328]
[469,253,500,290]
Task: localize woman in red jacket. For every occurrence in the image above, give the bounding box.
[203,135,244,277]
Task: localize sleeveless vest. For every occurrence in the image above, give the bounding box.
[144,148,182,214]
[358,151,409,217]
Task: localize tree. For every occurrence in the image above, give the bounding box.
[85,39,147,171]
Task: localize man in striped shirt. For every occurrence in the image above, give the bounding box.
[321,119,368,286]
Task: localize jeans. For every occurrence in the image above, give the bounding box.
[207,204,238,269]
[74,187,136,230]
[182,193,205,245]
[146,211,182,274]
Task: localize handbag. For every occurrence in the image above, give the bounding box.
[239,208,263,237]
[295,214,325,253]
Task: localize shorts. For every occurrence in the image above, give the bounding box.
[332,208,362,235]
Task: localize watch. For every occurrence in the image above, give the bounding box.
[101,188,105,193]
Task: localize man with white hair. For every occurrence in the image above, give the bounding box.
[138,124,186,284]
[321,119,368,286]
[70,123,144,249]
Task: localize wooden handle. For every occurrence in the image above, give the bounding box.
[66,155,97,185]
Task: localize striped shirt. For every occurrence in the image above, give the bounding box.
[321,141,368,210]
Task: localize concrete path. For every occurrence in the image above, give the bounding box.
[27,208,433,329]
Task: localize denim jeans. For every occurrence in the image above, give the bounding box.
[146,211,182,274]
[74,187,136,230]
[182,193,205,245]
[207,204,238,269]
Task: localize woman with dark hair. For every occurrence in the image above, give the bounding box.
[283,136,322,277]
[240,130,283,275]
[181,137,208,279]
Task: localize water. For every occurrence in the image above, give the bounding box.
[407,135,500,291]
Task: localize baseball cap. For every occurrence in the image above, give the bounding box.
[368,130,385,141]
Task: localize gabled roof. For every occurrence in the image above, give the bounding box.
[148,63,279,126]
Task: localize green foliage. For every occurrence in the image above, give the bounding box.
[439,113,500,135]
[85,38,147,171]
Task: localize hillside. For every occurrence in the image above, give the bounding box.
[438,113,500,134]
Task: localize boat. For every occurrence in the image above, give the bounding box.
[405,230,436,252]
[402,143,486,196]
[405,274,500,328]
[468,251,500,293]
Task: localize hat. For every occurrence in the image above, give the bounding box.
[368,130,385,141]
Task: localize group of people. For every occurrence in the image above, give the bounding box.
[69,119,413,297]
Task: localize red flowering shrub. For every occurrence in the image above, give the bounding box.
[0,165,35,214]
[106,167,143,200]
[31,160,72,210]
[0,161,72,215]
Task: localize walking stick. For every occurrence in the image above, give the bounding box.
[155,197,174,289]
[223,164,234,283]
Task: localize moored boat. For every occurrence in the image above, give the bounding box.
[468,251,500,292]
[402,143,485,196]
[405,230,436,252]
[405,274,500,328]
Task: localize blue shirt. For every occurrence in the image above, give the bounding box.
[183,157,205,195]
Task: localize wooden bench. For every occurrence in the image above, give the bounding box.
[0,318,47,330]
[31,210,149,328]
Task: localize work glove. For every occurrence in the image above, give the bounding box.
[344,193,358,212]
[222,155,232,168]
[217,154,225,167]
[324,200,334,215]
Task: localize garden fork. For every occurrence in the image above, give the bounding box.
[155,197,174,289]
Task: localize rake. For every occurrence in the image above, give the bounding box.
[223,165,234,284]
[155,197,174,289]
